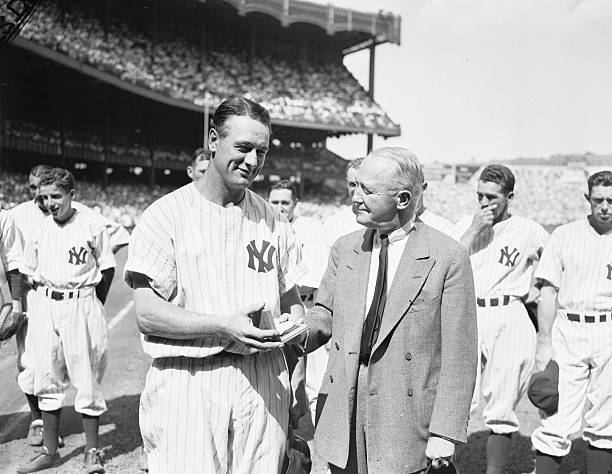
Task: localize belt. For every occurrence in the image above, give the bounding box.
[476,295,511,307]
[34,283,93,301]
[566,312,612,323]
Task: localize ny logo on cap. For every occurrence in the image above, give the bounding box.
[246,240,276,273]
[68,246,88,265]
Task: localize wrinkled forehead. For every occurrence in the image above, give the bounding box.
[589,184,612,199]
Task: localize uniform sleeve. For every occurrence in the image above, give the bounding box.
[93,223,117,271]
[0,210,24,272]
[529,222,550,262]
[276,218,306,295]
[534,230,563,289]
[19,233,38,278]
[74,202,130,249]
[124,203,177,300]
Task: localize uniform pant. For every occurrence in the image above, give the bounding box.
[532,314,612,456]
[470,300,536,434]
[17,289,108,415]
[140,350,290,474]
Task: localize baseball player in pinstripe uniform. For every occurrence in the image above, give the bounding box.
[10,164,129,450]
[454,164,548,474]
[531,170,612,474]
[0,208,25,344]
[125,97,305,474]
[16,168,116,473]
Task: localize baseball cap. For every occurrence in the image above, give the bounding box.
[527,360,559,416]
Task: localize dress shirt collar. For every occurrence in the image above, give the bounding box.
[374,215,416,245]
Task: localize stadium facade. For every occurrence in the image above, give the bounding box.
[0,0,401,193]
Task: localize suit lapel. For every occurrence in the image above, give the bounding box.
[372,223,435,356]
[343,228,374,358]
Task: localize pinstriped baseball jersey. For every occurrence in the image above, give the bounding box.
[10,199,129,250]
[453,215,549,298]
[124,183,304,359]
[535,218,612,312]
[20,210,116,290]
[0,209,24,272]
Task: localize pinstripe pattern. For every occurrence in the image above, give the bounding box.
[455,215,548,433]
[0,209,24,272]
[125,183,303,473]
[17,289,108,415]
[16,210,114,414]
[531,218,612,456]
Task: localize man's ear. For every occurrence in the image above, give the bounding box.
[186,166,194,179]
[208,128,219,154]
[397,190,412,210]
[507,191,514,203]
[584,193,590,203]
[70,189,75,199]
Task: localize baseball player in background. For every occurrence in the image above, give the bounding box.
[125,97,305,473]
[268,179,328,426]
[416,180,455,237]
[10,164,129,450]
[0,208,25,343]
[454,164,549,474]
[322,158,364,249]
[16,168,116,474]
[186,147,210,181]
[531,170,612,474]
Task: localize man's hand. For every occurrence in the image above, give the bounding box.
[278,312,308,346]
[534,335,554,372]
[222,302,283,355]
[469,204,496,234]
[426,436,455,468]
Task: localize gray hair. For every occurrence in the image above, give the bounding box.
[367,147,423,201]
[347,157,365,173]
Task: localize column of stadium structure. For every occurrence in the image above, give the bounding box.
[367,41,376,153]
[148,104,156,187]
[148,0,158,187]
[0,73,4,173]
[102,88,109,189]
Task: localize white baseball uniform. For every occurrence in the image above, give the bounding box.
[454,214,548,434]
[0,210,24,348]
[531,218,612,456]
[124,184,304,474]
[10,199,130,250]
[322,205,362,250]
[418,209,455,237]
[17,209,116,415]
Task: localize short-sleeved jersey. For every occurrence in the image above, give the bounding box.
[419,209,455,238]
[535,218,612,313]
[453,214,549,298]
[292,216,328,288]
[10,200,129,250]
[124,184,305,359]
[20,209,116,290]
[0,209,24,272]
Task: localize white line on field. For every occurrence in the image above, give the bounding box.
[0,300,134,442]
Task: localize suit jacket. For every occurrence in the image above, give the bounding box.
[305,221,477,474]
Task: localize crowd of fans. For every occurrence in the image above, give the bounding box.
[18,0,399,133]
[0,166,592,232]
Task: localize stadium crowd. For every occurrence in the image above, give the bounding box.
[0,165,592,230]
[18,0,398,133]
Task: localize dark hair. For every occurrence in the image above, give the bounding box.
[212,97,271,138]
[38,167,75,193]
[30,164,53,177]
[588,170,612,195]
[479,164,515,194]
[191,147,209,165]
[269,180,299,201]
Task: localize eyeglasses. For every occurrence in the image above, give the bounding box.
[353,181,398,199]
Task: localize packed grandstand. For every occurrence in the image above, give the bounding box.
[0,0,605,232]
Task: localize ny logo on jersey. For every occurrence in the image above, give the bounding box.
[607,263,612,281]
[246,240,276,273]
[68,246,88,265]
[498,246,520,267]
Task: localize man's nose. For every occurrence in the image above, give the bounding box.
[244,150,258,167]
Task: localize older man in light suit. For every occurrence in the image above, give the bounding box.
[291,147,478,473]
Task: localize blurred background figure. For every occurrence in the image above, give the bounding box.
[186,148,210,181]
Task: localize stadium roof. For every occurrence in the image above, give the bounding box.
[212,0,402,49]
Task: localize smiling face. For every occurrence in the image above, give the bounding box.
[38,183,74,223]
[208,115,270,192]
[586,184,612,232]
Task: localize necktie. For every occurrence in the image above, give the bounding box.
[359,233,389,365]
